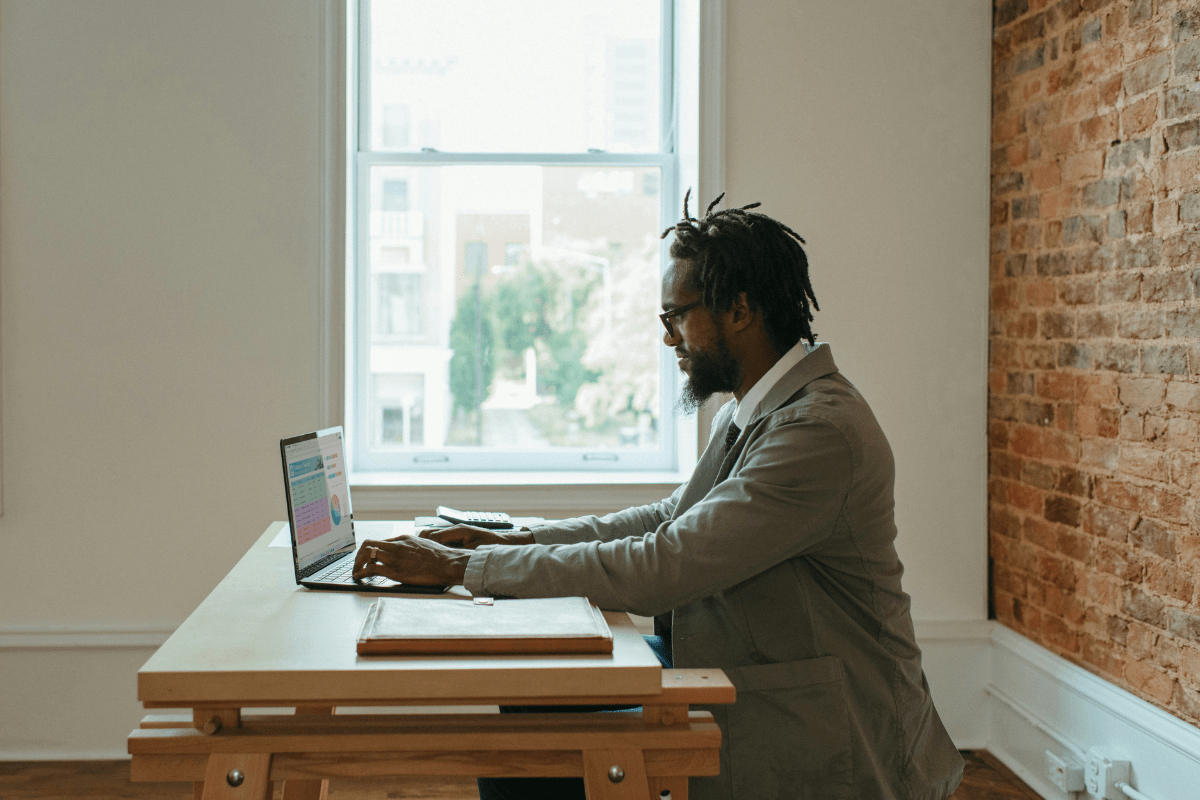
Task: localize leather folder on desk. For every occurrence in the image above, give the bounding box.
[356,596,614,655]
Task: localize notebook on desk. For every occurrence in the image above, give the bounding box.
[279,426,448,594]
[357,596,614,655]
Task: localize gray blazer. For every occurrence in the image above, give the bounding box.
[464,344,963,800]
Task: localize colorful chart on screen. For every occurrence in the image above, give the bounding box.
[291,466,332,546]
[283,428,354,571]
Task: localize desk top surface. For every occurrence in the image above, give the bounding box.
[138,522,662,708]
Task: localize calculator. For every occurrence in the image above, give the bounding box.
[436,506,514,529]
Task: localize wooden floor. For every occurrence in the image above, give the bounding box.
[0,751,1038,799]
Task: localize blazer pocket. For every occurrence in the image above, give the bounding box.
[724,655,852,800]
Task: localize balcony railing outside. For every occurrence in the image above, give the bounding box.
[371,210,424,239]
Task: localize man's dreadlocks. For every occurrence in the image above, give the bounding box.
[661,190,818,354]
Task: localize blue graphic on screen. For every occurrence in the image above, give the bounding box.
[289,456,324,479]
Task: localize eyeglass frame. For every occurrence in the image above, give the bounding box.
[659,300,704,337]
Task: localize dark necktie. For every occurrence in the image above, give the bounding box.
[724,421,741,453]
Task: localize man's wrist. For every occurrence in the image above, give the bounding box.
[447,550,472,585]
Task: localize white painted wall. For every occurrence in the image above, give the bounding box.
[0,0,326,755]
[0,0,992,758]
[724,0,992,622]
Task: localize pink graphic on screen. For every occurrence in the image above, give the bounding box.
[290,472,332,545]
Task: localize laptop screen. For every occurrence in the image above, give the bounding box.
[281,427,355,574]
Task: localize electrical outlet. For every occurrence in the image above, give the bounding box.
[1084,748,1130,800]
[1045,750,1085,793]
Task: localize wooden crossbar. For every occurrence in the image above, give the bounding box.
[138,668,736,710]
[129,711,720,755]
[130,747,719,782]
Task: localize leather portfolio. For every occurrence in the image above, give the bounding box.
[356,596,614,655]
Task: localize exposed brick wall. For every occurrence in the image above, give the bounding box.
[989,0,1200,723]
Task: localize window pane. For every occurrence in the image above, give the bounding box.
[373,374,425,447]
[382,179,408,211]
[363,164,663,454]
[380,103,410,148]
[373,273,423,336]
[369,0,662,153]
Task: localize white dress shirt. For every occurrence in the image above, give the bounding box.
[732,339,814,430]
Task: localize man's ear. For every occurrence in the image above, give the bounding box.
[728,291,755,331]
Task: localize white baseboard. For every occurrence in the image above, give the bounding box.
[0,625,173,649]
[987,624,1200,800]
[0,749,132,761]
[915,619,995,750]
[988,742,1067,800]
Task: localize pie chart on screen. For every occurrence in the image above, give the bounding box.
[330,494,342,525]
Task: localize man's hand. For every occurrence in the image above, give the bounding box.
[353,535,472,587]
[418,524,535,549]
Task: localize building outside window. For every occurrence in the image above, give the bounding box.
[380,103,410,149]
[350,0,688,473]
[381,178,408,211]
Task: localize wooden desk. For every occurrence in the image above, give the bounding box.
[128,522,733,800]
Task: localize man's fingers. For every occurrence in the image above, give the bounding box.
[353,541,370,572]
[426,535,465,547]
[354,540,387,578]
[350,535,467,587]
[419,526,469,547]
[419,526,459,540]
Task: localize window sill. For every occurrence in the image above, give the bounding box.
[349,470,691,519]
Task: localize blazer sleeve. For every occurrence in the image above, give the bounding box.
[462,413,854,616]
[527,484,684,545]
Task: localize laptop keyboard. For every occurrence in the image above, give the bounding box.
[313,557,382,585]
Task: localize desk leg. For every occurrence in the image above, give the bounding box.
[199,753,272,800]
[280,706,334,800]
[582,748,650,800]
[193,708,243,799]
[643,704,690,800]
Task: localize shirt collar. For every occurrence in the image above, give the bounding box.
[733,340,813,429]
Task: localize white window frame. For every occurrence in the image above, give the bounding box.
[319,0,723,507]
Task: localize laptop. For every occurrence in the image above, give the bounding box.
[279,426,447,594]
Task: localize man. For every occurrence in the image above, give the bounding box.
[354,193,964,800]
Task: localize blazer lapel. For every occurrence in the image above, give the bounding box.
[747,343,839,425]
[712,344,840,485]
[670,344,841,517]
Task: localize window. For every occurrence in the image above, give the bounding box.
[375,374,426,446]
[503,243,523,268]
[462,241,487,277]
[349,0,695,473]
[372,273,423,336]
[381,179,408,211]
[380,103,410,149]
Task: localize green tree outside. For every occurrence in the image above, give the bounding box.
[448,289,495,417]
[494,261,600,406]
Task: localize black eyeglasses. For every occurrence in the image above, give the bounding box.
[659,300,703,337]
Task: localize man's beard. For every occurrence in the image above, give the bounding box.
[675,333,741,414]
